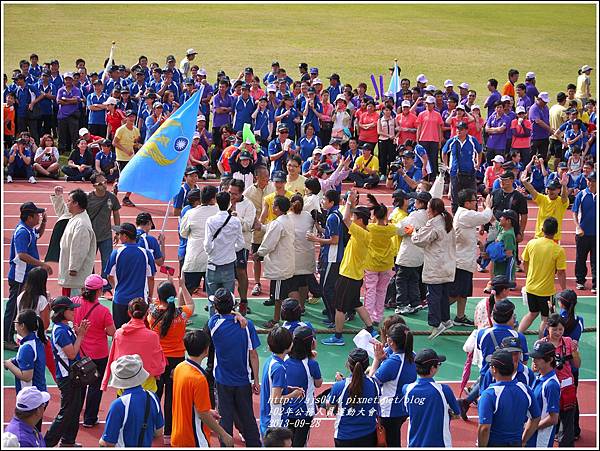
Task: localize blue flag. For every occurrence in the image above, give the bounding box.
[118,87,203,202]
[388,62,401,96]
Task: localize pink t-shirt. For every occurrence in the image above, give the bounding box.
[358,111,380,143]
[540,336,576,382]
[511,118,532,149]
[73,298,114,359]
[416,109,444,142]
[396,112,418,144]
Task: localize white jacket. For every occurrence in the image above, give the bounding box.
[288,211,317,275]
[453,206,493,273]
[411,214,456,284]
[395,209,428,267]
[257,214,295,281]
[180,204,219,272]
[58,210,96,289]
[233,197,257,250]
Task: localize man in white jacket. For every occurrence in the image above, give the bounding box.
[394,191,432,315]
[450,190,494,326]
[253,195,295,328]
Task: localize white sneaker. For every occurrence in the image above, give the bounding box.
[443,320,454,330]
[429,323,447,340]
[28,176,37,184]
[6,176,13,183]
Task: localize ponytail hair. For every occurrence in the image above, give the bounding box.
[290,193,304,215]
[429,198,453,232]
[557,289,578,335]
[128,298,148,320]
[81,288,99,302]
[153,282,178,338]
[387,323,414,364]
[346,349,369,404]
[366,193,387,220]
[16,309,47,344]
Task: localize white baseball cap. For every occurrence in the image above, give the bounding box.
[401,100,412,108]
[492,155,505,164]
[458,82,470,90]
[312,78,323,85]
[196,114,206,122]
[193,132,201,140]
[78,127,89,137]
[501,95,512,102]
[63,71,74,79]
[444,79,454,88]
[16,386,51,411]
[198,68,207,76]
[580,65,593,73]
[103,97,118,106]
[516,106,526,114]
[425,96,435,104]
[525,71,536,80]
[335,94,347,103]
[538,92,550,103]
[267,84,277,92]
[456,104,466,110]
[416,74,428,84]
[186,48,198,56]
[425,84,437,92]
[471,104,481,111]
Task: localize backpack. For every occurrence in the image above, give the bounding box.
[486,240,506,262]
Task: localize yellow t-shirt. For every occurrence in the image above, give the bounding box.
[354,155,380,175]
[365,223,398,272]
[388,208,408,256]
[548,104,567,138]
[340,222,370,280]
[263,190,294,223]
[523,237,566,297]
[114,124,141,161]
[533,193,569,241]
[286,175,307,194]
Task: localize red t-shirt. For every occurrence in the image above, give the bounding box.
[511,118,532,149]
[105,109,125,136]
[358,111,379,143]
[416,109,444,142]
[396,112,418,144]
[469,117,485,143]
[73,298,115,360]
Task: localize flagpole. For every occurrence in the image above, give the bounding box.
[161,199,172,236]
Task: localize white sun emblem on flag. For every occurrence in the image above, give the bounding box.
[174,137,189,152]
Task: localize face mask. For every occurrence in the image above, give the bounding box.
[330,154,338,163]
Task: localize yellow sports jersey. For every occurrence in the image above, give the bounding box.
[354,155,380,175]
[365,223,398,272]
[388,208,408,256]
[523,237,567,297]
[340,222,370,280]
[263,191,294,223]
[533,193,569,241]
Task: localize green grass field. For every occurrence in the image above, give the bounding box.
[3,3,596,100]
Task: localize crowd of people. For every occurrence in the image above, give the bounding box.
[2,50,597,448]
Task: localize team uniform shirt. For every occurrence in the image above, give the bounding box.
[102,386,164,447]
[298,135,321,162]
[36,82,57,117]
[442,135,481,177]
[391,165,422,192]
[478,379,541,446]
[67,149,94,167]
[14,84,40,118]
[526,371,561,448]
[106,109,125,135]
[402,378,460,447]
[516,95,533,113]
[365,224,398,272]
[529,102,551,140]
[208,314,261,386]
[282,320,315,335]
[253,109,273,143]
[148,303,193,358]
[8,221,40,283]
[283,357,322,418]
[268,138,296,174]
[480,361,536,392]
[172,183,195,211]
[396,112,418,144]
[51,322,80,380]
[328,375,380,440]
[212,93,235,128]
[128,81,147,99]
[416,109,444,142]
[374,352,417,417]
[353,154,379,175]
[477,325,529,375]
[95,149,117,173]
[320,207,346,265]
[171,359,213,447]
[4,146,33,170]
[105,243,156,305]
[72,299,114,359]
[485,112,510,150]
[339,222,370,280]
[274,106,300,140]
[572,188,596,236]
[522,237,567,297]
[56,85,82,119]
[4,416,46,448]
[532,193,569,240]
[260,355,289,435]
[178,204,193,260]
[300,97,323,133]
[233,96,255,131]
[511,118,532,149]
[262,190,294,223]
[12,332,46,393]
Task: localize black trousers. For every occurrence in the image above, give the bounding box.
[395,266,421,308]
[44,377,83,447]
[530,138,550,162]
[381,416,407,447]
[288,417,313,447]
[57,114,80,154]
[419,141,439,177]
[349,171,379,188]
[557,407,575,447]
[4,280,22,342]
[378,138,395,176]
[334,430,377,447]
[156,356,185,435]
[112,303,130,329]
[88,123,107,138]
[39,114,54,137]
[450,174,477,214]
[427,282,451,327]
[62,165,94,181]
[320,262,340,323]
[575,235,596,289]
[80,357,108,425]
[215,383,261,447]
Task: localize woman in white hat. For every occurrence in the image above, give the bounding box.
[100,354,164,447]
[575,65,593,105]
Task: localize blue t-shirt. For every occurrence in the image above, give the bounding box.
[283,357,321,418]
[260,355,289,435]
[274,106,300,140]
[477,325,529,375]
[208,314,260,386]
[233,96,255,132]
[136,230,163,262]
[391,166,422,193]
[478,379,541,446]
[36,82,57,116]
[282,320,315,335]
[95,150,116,171]
[177,204,193,259]
[328,376,380,440]
[320,207,346,265]
[173,183,193,210]
[374,352,417,418]
[5,147,33,169]
[8,221,40,283]
[298,135,321,162]
[300,97,323,132]
[13,333,47,393]
[102,386,164,447]
[442,135,482,177]
[402,378,460,447]
[526,371,560,447]
[268,138,295,174]
[253,109,272,142]
[572,188,596,236]
[15,84,40,117]
[105,243,156,305]
[51,323,80,380]
[480,361,536,392]
[86,92,108,125]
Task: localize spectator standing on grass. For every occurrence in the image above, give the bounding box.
[4,202,50,351]
[100,354,164,447]
[56,72,83,155]
[575,65,593,105]
[572,171,596,293]
[518,217,567,338]
[86,79,108,138]
[72,274,116,429]
[529,92,554,161]
[4,387,50,447]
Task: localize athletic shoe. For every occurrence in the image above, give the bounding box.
[442,320,454,330]
[576,283,586,290]
[323,321,335,329]
[414,303,428,311]
[29,176,37,184]
[82,420,99,428]
[453,316,475,327]
[321,336,345,346]
[307,297,320,305]
[396,305,417,315]
[122,197,135,207]
[458,398,470,421]
[369,329,380,339]
[379,174,386,182]
[428,323,447,340]
[6,176,13,183]
[262,320,279,329]
[251,283,262,296]
[263,299,275,306]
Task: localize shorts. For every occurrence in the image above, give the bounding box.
[449,268,473,298]
[117,160,129,172]
[334,276,363,313]
[526,292,552,317]
[289,274,308,291]
[251,243,261,254]
[183,271,205,293]
[270,278,294,303]
[235,249,249,269]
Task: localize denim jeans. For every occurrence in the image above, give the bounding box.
[206,261,235,316]
[96,239,113,291]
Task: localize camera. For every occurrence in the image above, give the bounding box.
[554,353,573,370]
[311,209,327,229]
[390,157,404,173]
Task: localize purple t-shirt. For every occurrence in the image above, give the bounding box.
[56,86,82,119]
[484,90,501,119]
[504,110,517,144]
[5,417,46,447]
[525,82,539,104]
[212,92,235,128]
[529,102,550,140]
[485,113,509,149]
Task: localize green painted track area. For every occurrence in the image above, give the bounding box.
[3,296,596,384]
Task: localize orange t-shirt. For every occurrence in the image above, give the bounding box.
[147,303,193,358]
[4,104,15,137]
[396,111,418,144]
[501,81,515,100]
[171,360,213,447]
